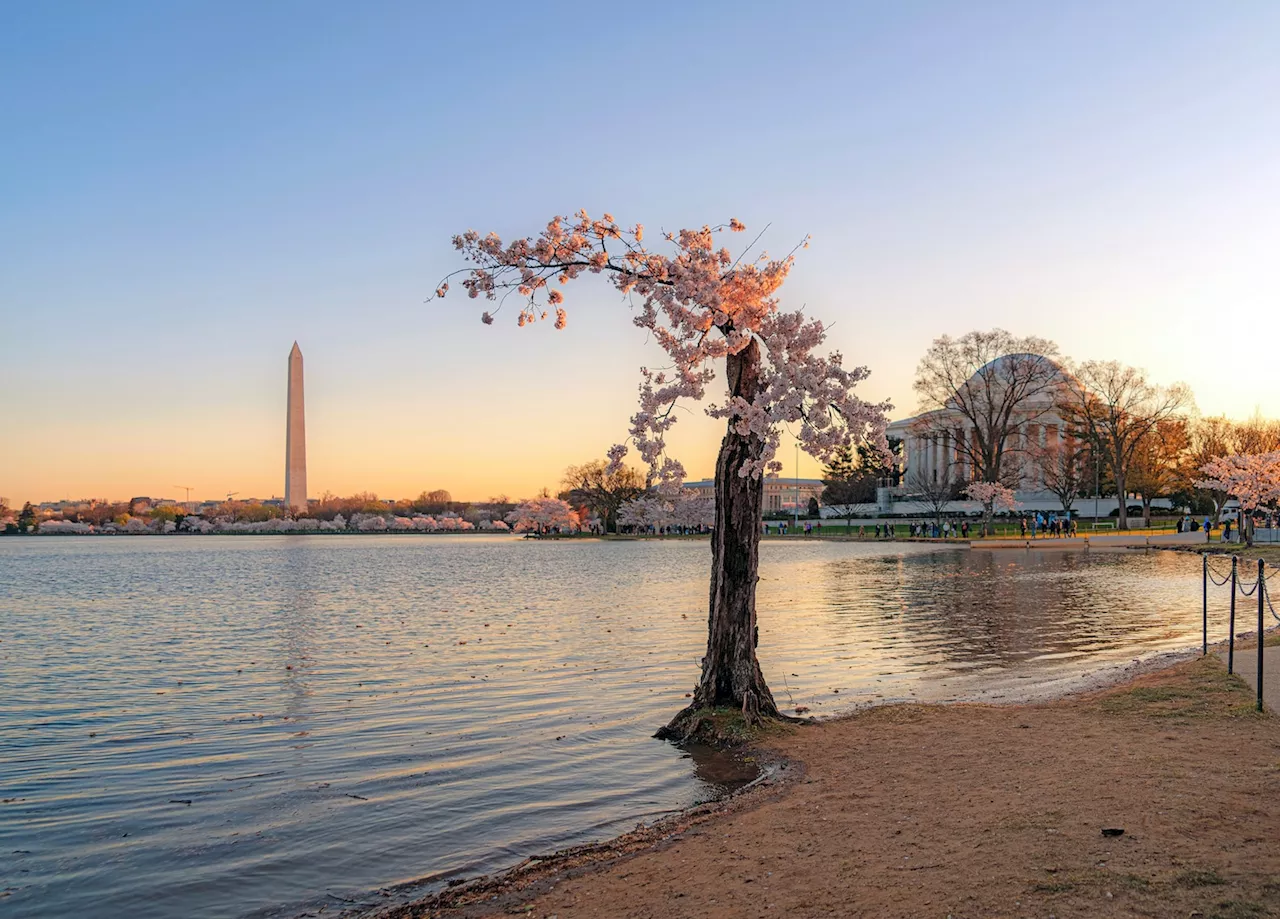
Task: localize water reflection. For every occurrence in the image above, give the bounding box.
[680,742,759,792]
[0,537,1206,919]
[280,538,320,717]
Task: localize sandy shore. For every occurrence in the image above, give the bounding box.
[374,647,1280,919]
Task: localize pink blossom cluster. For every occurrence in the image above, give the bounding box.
[387,514,477,532]
[437,212,890,486]
[964,481,1018,513]
[352,513,482,532]
[617,490,715,529]
[1197,451,1280,512]
[505,497,580,532]
[211,516,347,533]
[36,519,94,534]
[617,494,671,529]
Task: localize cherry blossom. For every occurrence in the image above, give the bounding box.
[505,497,580,532]
[964,481,1017,535]
[964,481,1018,512]
[1197,451,1280,512]
[434,212,890,486]
[37,519,94,534]
[618,491,715,530]
[617,494,674,530]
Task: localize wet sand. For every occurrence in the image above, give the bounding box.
[381,652,1280,919]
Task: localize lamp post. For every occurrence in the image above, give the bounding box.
[1094,449,1100,529]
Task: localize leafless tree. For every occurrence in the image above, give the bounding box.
[1058,361,1193,530]
[561,460,647,533]
[1187,416,1238,523]
[1126,418,1191,527]
[1031,437,1089,516]
[906,462,962,526]
[1234,411,1280,454]
[912,330,1064,485]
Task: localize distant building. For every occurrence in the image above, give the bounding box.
[887,353,1073,496]
[883,353,1170,517]
[683,477,825,514]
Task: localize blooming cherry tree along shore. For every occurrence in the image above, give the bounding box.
[964,481,1018,537]
[505,497,579,533]
[1197,451,1280,545]
[437,212,889,738]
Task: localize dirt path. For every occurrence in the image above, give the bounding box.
[391,655,1280,919]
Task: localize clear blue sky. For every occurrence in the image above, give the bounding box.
[3,1,1278,504]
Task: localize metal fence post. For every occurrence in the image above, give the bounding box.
[1229,556,1238,673]
[1202,554,1208,655]
[1258,559,1266,713]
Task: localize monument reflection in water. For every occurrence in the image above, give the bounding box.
[0,537,1204,919]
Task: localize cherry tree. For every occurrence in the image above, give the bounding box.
[437,211,889,737]
[617,494,672,532]
[618,491,715,532]
[183,515,214,534]
[672,491,716,530]
[1058,360,1192,530]
[38,519,93,535]
[964,481,1017,537]
[1197,451,1280,546]
[506,497,579,533]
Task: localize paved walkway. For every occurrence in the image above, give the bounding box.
[1217,644,1280,713]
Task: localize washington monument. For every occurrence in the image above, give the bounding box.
[285,342,307,512]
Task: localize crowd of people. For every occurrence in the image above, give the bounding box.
[851,520,972,539]
[768,513,1082,540]
[1017,512,1078,538]
[616,523,712,536]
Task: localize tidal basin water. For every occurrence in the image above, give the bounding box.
[0,536,1210,918]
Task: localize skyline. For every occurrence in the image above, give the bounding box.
[4,2,1280,505]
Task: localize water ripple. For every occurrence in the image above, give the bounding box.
[0,536,1210,918]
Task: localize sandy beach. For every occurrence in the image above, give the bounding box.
[380,648,1280,919]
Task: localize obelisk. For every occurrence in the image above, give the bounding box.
[285,342,307,512]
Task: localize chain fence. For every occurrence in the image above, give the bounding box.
[1202,553,1272,712]
[1206,559,1234,586]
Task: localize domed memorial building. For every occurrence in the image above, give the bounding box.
[880,352,1168,518]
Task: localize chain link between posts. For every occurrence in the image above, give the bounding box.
[1206,559,1234,586]
[1204,554,1278,620]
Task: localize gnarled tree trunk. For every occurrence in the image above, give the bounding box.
[657,338,782,740]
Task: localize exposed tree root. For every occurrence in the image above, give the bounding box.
[655,699,809,746]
